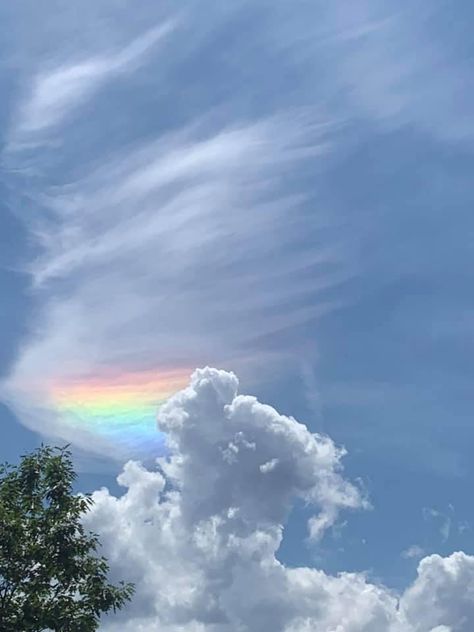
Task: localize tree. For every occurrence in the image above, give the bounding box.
[0,445,134,631]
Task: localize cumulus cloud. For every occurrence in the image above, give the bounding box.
[400,552,474,632]
[157,367,365,534]
[80,368,474,631]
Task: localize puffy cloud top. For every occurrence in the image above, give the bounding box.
[83,369,474,631]
[157,367,364,536]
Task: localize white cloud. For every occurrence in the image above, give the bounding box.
[157,368,365,533]
[2,113,347,453]
[402,545,425,560]
[262,0,474,141]
[5,0,467,456]
[80,368,474,631]
[400,552,474,632]
[1,5,472,628]
[9,22,174,143]
[84,368,380,631]
[423,507,454,543]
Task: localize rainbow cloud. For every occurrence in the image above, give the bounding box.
[46,368,190,456]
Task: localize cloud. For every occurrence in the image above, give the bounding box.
[402,545,425,560]
[9,22,174,144]
[84,368,379,631]
[2,112,347,453]
[423,507,454,543]
[400,552,474,632]
[80,368,474,631]
[261,0,474,141]
[4,0,470,455]
[157,367,365,534]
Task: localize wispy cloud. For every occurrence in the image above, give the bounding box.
[2,111,348,452]
[3,0,470,458]
[423,506,454,543]
[402,544,425,560]
[264,1,474,140]
[8,22,174,145]
[1,3,363,453]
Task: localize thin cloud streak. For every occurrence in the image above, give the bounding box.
[8,22,175,144]
[3,113,350,452]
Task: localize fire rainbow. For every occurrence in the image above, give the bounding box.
[47,368,190,454]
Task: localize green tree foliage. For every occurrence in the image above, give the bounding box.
[0,445,134,631]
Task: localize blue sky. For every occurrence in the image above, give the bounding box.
[1,2,474,629]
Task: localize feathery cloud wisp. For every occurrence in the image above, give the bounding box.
[2,113,346,454]
[10,22,174,143]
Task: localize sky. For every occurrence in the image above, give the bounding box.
[1,1,474,630]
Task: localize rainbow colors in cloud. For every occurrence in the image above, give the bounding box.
[47,368,190,455]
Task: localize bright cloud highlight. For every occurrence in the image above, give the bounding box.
[83,368,474,632]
